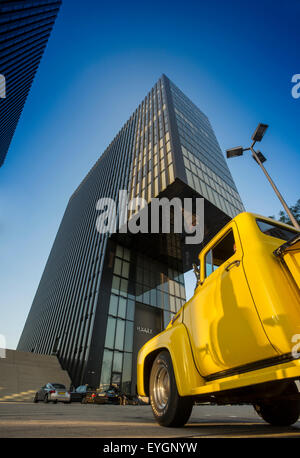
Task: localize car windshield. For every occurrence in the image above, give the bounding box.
[256,219,298,241]
[51,383,65,389]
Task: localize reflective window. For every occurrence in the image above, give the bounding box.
[111,276,120,294]
[124,321,134,352]
[109,295,118,315]
[104,317,116,348]
[118,297,127,319]
[100,350,113,386]
[122,353,132,392]
[113,351,123,372]
[114,319,125,351]
[116,245,123,259]
[120,278,128,297]
[126,299,135,321]
[205,230,236,278]
[113,258,122,276]
[256,219,298,242]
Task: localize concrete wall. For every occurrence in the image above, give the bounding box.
[0,349,71,402]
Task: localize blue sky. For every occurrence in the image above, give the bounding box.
[1,0,300,349]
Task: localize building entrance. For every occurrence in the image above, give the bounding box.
[131,302,163,395]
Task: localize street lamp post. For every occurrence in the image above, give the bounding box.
[226,123,300,231]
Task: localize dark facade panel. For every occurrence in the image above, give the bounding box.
[0,0,62,166]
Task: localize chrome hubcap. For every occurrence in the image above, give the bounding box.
[153,364,170,410]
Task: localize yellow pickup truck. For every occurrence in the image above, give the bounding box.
[137,212,300,427]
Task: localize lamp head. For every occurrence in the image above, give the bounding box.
[226,146,244,159]
[251,123,268,142]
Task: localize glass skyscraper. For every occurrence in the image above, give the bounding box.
[0,0,62,167]
[18,75,244,393]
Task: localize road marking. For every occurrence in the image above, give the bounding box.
[190,432,300,438]
[0,420,154,427]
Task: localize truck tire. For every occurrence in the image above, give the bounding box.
[253,381,300,426]
[149,350,193,427]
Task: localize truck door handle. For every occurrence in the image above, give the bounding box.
[225,260,240,271]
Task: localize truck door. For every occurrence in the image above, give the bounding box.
[185,223,278,378]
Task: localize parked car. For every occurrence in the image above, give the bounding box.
[70,385,94,403]
[84,385,121,405]
[33,383,70,404]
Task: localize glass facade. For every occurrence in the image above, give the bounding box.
[0,0,62,166]
[101,245,133,392]
[18,75,244,392]
[169,80,244,217]
[99,243,185,392]
[128,77,174,217]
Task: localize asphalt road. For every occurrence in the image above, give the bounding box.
[0,402,300,438]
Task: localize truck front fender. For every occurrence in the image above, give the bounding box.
[137,322,205,397]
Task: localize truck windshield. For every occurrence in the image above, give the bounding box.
[256,219,298,241]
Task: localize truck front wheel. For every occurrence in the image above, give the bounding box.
[149,350,193,427]
[253,381,300,426]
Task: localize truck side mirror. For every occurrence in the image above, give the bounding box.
[192,263,201,288]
